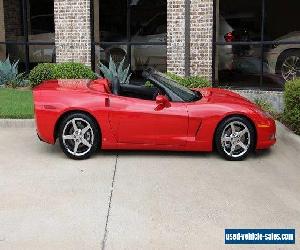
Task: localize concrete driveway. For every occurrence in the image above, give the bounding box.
[0,122,299,250]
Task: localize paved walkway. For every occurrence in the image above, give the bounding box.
[0,123,299,249]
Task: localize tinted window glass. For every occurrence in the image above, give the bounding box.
[29,0,54,38]
[264,0,300,41]
[1,0,25,42]
[0,0,54,73]
[218,0,262,42]
[98,0,127,42]
[215,0,300,90]
[94,0,167,80]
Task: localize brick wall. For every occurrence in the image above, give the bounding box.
[190,0,213,80]
[54,0,91,66]
[53,0,214,76]
[167,0,213,80]
[167,0,186,76]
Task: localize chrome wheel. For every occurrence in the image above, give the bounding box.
[281,55,300,81]
[221,121,251,158]
[62,118,94,157]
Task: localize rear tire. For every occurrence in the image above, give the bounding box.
[58,113,100,160]
[215,116,255,161]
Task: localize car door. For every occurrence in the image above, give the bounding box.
[107,95,188,146]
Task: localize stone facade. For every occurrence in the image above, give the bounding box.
[54,0,213,79]
[167,0,186,76]
[234,90,284,113]
[54,0,91,66]
[190,0,213,79]
[167,0,213,79]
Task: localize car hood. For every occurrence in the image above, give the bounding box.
[197,88,257,107]
[275,31,300,42]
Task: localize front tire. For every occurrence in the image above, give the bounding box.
[58,113,100,160]
[215,116,255,161]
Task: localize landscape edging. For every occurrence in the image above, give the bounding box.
[0,119,35,128]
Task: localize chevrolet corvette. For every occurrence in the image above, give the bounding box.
[33,69,276,161]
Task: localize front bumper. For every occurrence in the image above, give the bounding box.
[256,118,277,149]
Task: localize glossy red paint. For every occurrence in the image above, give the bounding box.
[33,79,276,152]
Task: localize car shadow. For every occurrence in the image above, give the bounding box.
[37,139,274,161]
[251,148,273,159]
[100,149,218,159]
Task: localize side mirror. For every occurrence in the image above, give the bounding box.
[156,95,170,107]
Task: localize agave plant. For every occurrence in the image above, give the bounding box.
[0,56,25,88]
[98,56,132,84]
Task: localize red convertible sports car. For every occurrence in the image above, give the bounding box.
[33,69,276,161]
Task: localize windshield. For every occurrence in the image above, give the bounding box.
[152,72,200,102]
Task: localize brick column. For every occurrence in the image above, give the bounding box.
[167,0,186,76]
[54,0,91,66]
[190,0,213,80]
[167,0,214,79]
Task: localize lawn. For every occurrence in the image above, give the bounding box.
[0,88,34,119]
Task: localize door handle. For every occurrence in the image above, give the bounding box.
[105,97,110,107]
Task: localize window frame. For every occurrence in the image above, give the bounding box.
[0,0,55,74]
[212,0,300,91]
[90,0,167,73]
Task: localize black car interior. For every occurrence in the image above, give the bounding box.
[110,78,161,101]
[109,69,200,103]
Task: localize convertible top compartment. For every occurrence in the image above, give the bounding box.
[34,78,111,94]
[88,79,111,93]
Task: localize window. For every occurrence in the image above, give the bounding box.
[0,0,55,73]
[93,0,167,80]
[214,0,300,90]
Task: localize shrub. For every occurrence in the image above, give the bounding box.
[283,78,300,135]
[144,80,154,88]
[0,56,25,88]
[29,62,97,87]
[52,62,97,80]
[29,63,55,87]
[165,72,211,88]
[98,56,132,84]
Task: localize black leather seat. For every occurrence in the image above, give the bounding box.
[120,84,158,100]
[110,77,158,100]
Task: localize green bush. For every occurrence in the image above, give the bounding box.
[283,78,300,135]
[52,62,97,80]
[29,63,56,87]
[165,72,211,88]
[29,62,97,87]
